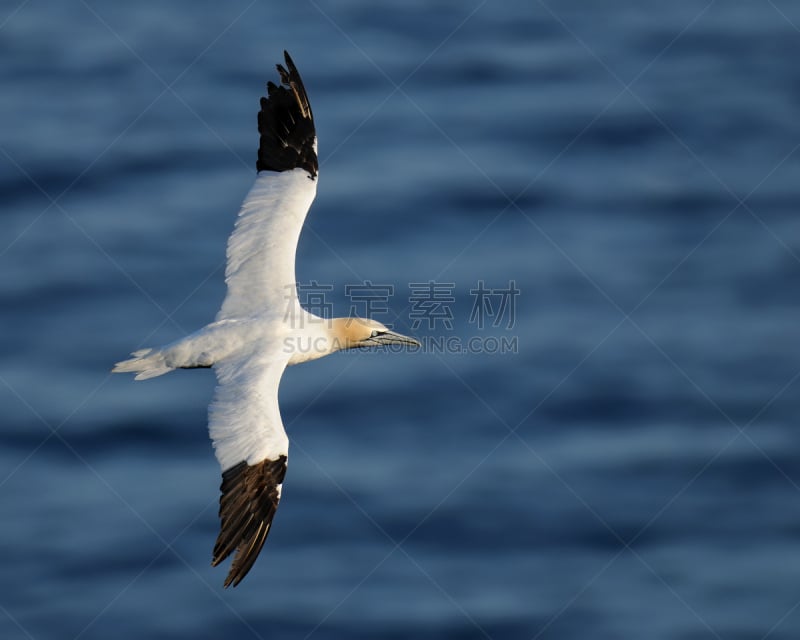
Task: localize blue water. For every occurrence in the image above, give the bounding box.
[4,1,800,638]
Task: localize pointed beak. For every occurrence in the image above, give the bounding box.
[364,330,421,348]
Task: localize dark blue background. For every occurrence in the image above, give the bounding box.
[3,1,800,638]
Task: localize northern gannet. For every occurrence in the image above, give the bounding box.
[113,52,419,588]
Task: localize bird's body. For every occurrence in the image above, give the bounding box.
[113,52,418,587]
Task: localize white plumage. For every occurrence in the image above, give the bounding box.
[113,52,419,587]
[218,168,317,320]
[209,357,288,470]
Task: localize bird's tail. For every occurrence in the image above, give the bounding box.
[112,348,173,380]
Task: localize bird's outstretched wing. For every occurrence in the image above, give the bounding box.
[217,51,318,320]
[208,355,290,587]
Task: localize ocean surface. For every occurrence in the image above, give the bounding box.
[3,1,800,638]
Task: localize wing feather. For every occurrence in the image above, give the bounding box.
[217,170,316,319]
[218,51,318,320]
[258,52,317,176]
[208,357,289,587]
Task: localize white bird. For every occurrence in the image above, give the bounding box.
[113,51,419,588]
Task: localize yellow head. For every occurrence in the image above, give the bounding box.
[330,318,420,351]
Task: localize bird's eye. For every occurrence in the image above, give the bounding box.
[370,330,380,338]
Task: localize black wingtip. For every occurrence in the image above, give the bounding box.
[212,456,288,588]
[256,51,317,178]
